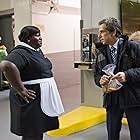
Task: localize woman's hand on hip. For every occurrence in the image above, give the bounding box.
[18,88,36,103]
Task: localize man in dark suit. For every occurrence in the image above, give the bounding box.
[94,17,140,140]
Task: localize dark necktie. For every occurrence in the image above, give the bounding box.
[110,47,117,64]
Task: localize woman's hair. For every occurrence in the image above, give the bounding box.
[18,26,40,43]
[129,31,140,42]
[98,17,122,37]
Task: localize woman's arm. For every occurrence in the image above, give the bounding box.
[0,60,36,102]
[0,60,25,91]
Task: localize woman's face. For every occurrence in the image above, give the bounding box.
[29,32,42,49]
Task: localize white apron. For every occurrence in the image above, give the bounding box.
[23,77,64,117]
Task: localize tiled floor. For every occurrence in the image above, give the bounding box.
[0,90,130,140]
[47,123,130,140]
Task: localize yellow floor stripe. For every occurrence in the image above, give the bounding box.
[47,106,128,136]
[122,117,128,124]
[47,106,106,136]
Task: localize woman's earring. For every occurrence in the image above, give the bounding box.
[27,40,30,42]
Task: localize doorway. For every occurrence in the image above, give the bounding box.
[0,8,14,52]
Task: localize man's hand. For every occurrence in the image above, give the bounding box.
[99,75,111,86]
[111,72,126,83]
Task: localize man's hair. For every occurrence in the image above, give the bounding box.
[18,26,40,43]
[129,31,140,42]
[98,17,122,37]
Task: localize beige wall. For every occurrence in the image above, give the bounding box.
[81,0,120,28]
[0,0,12,11]
[32,13,80,54]
[32,2,81,54]
[13,0,32,45]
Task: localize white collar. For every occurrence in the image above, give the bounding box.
[109,39,119,49]
[18,42,38,51]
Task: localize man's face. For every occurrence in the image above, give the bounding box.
[98,23,115,45]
